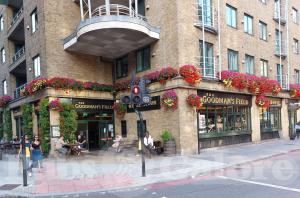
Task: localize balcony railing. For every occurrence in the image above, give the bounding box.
[12,46,25,63]
[198,56,218,79]
[8,7,23,30]
[277,74,289,90]
[14,83,26,99]
[91,4,147,21]
[195,4,218,33]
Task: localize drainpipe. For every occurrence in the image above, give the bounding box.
[279,0,282,86]
[135,0,138,16]
[105,0,110,15]
[201,0,206,77]
[286,0,290,89]
[79,0,84,21]
[217,0,221,79]
[88,0,92,18]
[129,0,132,17]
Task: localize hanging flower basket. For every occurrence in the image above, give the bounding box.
[48,98,64,111]
[179,65,202,85]
[290,84,300,98]
[113,102,127,117]
[161,90,178,110]
[255,95,270,109]
[0,96,12,108]
[186,94,203,110]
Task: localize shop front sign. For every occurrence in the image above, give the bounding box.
[198,91,251,106]
[72,99,114,113]
[267,97,282,107]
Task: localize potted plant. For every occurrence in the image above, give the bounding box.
[161,129,176,156]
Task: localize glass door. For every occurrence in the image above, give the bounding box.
[99,122,114,150]
[288,110,297,138]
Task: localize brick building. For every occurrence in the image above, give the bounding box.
[0,0,300,154]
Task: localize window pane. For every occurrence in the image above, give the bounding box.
[245,55,254,74]
[228,50,238,71]
[226,5,236,28]
[143,47,150,70]
[136,51,143,72]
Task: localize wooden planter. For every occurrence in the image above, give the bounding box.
[163,140,176,156]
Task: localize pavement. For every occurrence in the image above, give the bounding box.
[0,139,300,197]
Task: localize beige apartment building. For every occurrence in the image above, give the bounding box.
[0,0,300,154]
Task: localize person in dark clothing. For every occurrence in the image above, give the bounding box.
[31,136,43,171]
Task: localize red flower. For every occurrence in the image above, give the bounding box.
[186,94,202,110]
[161,90,178,110]
[255,95,270,109]
[0,95,12,107]
[48,98,64,112]
[179,65,202,85]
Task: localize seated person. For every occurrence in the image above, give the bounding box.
[112,135,122,152]
[55,136,69,155]
[76,135,87,150]
[144,131,154,149]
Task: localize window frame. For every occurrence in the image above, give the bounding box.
[245,54,254,74]
[115,55,128,79]
[293,38,299,54]
[292,7,298,24]
[33,55,41,77]
[260,59,268,77]
[244,13,253,35]
[1,47,5,63]
[31,8,38,33]
[226,4,237,28]
[295,69,300,84]
[0,15,4,31]
[228,49,239,71]
[136,46,151,73]
[259,21,267,41]
[3,80,7,95]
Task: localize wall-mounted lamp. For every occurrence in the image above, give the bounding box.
[268,32,272,36]
[242,60,245,64]
[26,25,30,30]
[152,52,156,57]
[146,5,150,10]
[29,67,32,72]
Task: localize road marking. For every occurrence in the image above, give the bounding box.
[218,176,300,193]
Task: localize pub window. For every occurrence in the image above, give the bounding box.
[116,56,128,79]
[260,107,281,132]
[121,120,127,138]
[136,46,150,72]
[198,106,251,134]
[137,120,146,137]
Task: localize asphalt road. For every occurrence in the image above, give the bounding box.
[31,150,300,198]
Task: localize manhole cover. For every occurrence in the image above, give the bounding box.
[0,184,21,190]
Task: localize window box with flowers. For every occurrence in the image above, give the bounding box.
[179,65,202,85]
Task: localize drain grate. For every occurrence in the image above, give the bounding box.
[0,184,21,190]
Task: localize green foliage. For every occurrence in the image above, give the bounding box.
[161,129,172,142]
[4,108,12,141]
[22,103,33,139]
[39,99,51,154]
[59,104,78,143]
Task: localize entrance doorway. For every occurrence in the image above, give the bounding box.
[77,120,114,151]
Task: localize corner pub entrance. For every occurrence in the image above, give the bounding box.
[72,99,115,150]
